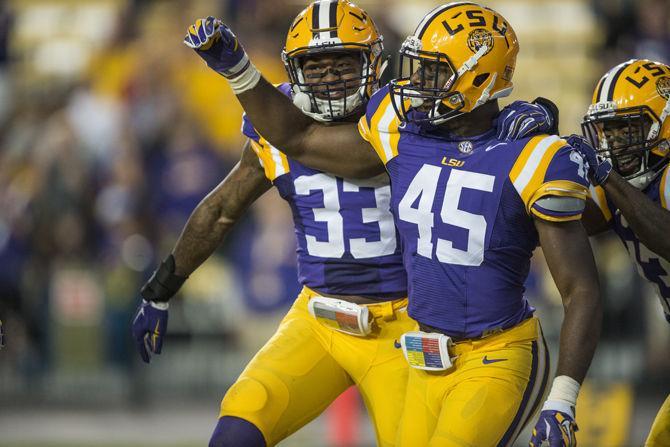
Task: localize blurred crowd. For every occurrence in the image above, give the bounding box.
[0,0,668,427]
[0,0,306,390]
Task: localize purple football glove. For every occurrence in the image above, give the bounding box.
[183,16,249,78]
[497,97,558,141]
[529,401,578,447]
[131,299,168,363]
[565,134,612,186]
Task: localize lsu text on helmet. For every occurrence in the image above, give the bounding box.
[282,0,385,121]
[390,2,519,125]
[582,59,670,188]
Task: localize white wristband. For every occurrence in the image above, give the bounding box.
[227,62,261,94]
[145,300,169,311]
[546,375,581,406]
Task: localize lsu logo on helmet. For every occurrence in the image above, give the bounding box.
[656,75,670,100]
[467,28,494,56]
[582,59,670,188]
[390,2,519,125]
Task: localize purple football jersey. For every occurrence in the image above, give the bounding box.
[242,83,406,299]
[591,165,670,321]
[359,85,590,338]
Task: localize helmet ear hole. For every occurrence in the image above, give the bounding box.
[473,73,490,87]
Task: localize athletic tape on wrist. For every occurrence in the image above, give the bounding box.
[547,375,581,406]
[228,62,261,94]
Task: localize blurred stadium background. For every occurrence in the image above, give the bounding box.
[0,0,668,446]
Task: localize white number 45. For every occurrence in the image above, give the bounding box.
[398,165,495,266]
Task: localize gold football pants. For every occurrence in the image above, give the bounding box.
[219,286,414,446]
[396,317,550,447]
[646,394,670,446]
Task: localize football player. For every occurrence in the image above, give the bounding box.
[185,2,602,446]
[134,2,554,447]
[571,58,670,447]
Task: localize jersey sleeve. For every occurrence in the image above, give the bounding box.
[240,83,293,181]
[587,184,613,222]
[510,135,590,221]
[357,84,402,165]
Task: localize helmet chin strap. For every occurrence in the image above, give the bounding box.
[314,91,363,117]
[291,86,364,123]
[457,44,488,76]
[291,88,331,123]
[291,49,375,122]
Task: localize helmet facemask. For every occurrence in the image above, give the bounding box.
[582,104,670,188]
[390,46,463,125]
[284,45,382,122]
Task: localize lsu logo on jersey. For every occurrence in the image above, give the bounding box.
[441,157,465,168]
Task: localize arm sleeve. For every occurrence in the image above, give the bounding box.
[511,135,590,222]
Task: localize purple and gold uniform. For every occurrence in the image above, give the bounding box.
[590,165,670,321]
[243,85,406,298]
[218,83,413,447]
[358,85,590,446]
[591,165,670,447]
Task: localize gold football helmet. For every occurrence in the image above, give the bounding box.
[582,59,670,188]
[390,2,519,125]
[282,0,384,121]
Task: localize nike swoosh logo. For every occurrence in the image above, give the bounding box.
[151,321,161,349]
[485,142,505,152]
[394,340,401,349]
[482,355,507,364]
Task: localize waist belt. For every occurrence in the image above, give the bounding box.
[418,318,528,343]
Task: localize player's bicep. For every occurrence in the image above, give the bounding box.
[581,197,610,236]
[535,218,600,306]
[292,121,384,179]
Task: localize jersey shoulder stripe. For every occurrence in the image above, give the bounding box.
[358,84,401,165]
[250,138,290,181]
[364,83,392,127]
[242,113,261,142]
[242,82,293,181]
[510,135,588,220]
[510,135,563,204]
[588,184,613,222]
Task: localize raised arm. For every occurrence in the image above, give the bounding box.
[131,141,271,363]
[238,77,383,178]
[530,218,602,447]
[183,17,383,179]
